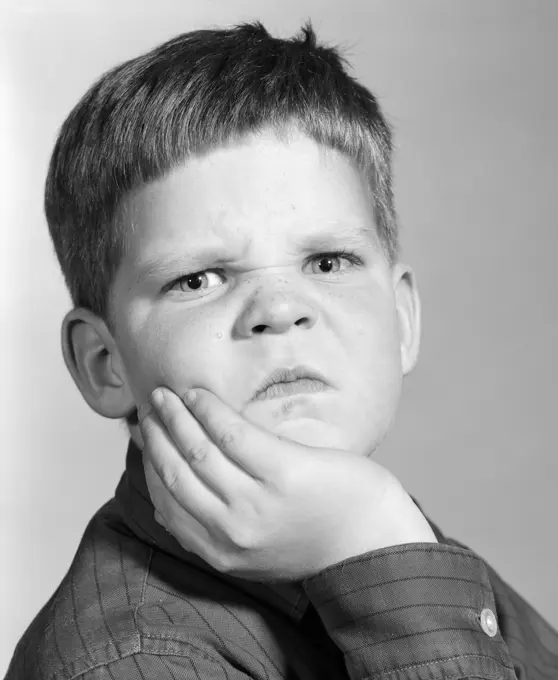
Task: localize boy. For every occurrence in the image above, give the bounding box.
[6,19,558,680]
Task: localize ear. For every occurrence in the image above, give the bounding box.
[391,263,421,376]
[61,308,136,419]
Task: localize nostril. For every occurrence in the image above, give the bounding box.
[253,324,267,334]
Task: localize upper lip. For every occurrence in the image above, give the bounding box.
[253,364,330,400]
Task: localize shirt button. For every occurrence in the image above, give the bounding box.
[480,608,498,637]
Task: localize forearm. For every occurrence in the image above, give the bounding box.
[303,542,518,680]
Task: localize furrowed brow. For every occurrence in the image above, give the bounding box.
[135,222,374,283]
[135,247,234,283]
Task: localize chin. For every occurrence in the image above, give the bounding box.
[269,418,352,451]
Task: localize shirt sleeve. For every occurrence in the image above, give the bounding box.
[302,539,558,680]
[75,651,253,680]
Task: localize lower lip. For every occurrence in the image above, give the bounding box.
[255,379,329,401]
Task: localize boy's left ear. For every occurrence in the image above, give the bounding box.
[392,263,421,376]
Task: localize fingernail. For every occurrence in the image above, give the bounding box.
[184,389,197,406]
[150,388,164,408]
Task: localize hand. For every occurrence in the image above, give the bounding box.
[139,387,437,582]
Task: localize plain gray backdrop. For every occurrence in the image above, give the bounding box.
[1,0,557,673]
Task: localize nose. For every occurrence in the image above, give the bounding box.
[234,278,318,336]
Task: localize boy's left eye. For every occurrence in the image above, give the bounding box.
[166,249,363,296]
[307,249,362,275]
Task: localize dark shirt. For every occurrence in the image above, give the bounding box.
[5,438,558,679]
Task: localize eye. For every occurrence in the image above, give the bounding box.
[167,269,225,295]
[305,249,363,275]
[166,248,363,297]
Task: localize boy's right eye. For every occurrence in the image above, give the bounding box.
[166,269,226,296]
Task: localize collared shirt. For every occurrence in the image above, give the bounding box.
[5,438,558,679]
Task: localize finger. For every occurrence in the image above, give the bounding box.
[140,408,227,525]
[143,452,213,544]
[149,388,258,503]
[143,453,236,573]
[182,387,287,482]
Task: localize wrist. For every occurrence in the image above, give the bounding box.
[335,484,437,563]
[378,484,438,547]
[317,476,438,571]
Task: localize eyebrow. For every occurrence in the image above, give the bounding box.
[288,223,374,254]
[135,222,375,282]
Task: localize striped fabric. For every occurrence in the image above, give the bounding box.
[5,438,558,679]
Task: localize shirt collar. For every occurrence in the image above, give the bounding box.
[114,437,448,623]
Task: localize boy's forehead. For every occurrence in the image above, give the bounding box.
[119,131,380,277]
[125,129,372,221]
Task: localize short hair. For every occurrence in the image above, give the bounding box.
[45,19,398,427]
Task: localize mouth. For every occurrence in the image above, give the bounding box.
[255,378,330,401]
[252,365,331,402]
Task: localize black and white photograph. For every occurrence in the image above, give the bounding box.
[2,1,557,678]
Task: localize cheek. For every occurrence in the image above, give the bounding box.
[154,327,216,389]
[343,301,402,405]
[342,286,400,358]
[120,314,219,396]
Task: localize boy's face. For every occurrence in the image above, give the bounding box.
[110,127,420,455]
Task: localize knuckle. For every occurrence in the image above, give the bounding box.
[162,466,181,495]
[184,444,209,465]
[195,404,210,421]
[225,523,257,551]
[219,423,244,450]
[166,409,183,433]
[209,551,236,574]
